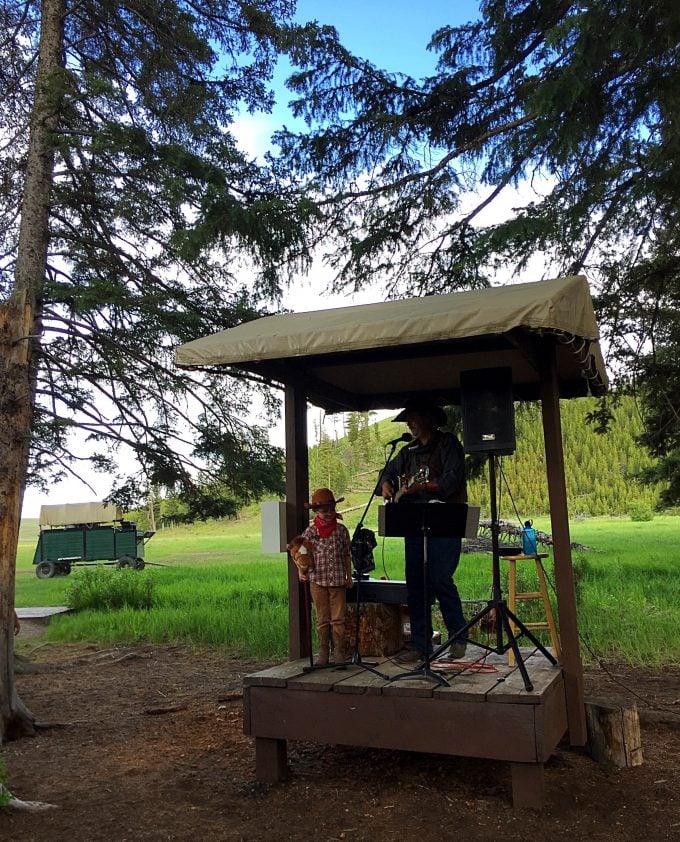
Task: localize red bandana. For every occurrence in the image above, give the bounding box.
[314,513,342,539]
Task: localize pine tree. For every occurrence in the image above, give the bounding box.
[277,1,680,499]
[0,0,304,743]
[1,0,308,513]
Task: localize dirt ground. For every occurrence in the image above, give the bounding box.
[3,626,680,841]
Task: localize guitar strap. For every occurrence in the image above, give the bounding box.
[402,432,467,504]
[407,434,444,482]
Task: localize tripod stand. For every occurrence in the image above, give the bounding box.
[389,517,448,687]
[344,564,389,679]
[430,454,557,691]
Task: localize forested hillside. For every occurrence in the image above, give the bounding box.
[309,397,662,518]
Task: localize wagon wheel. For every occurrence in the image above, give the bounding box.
[36,561,56,579]
[117,556,135,569]
[134,558,145,570]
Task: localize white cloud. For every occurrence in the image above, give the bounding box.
[230,114,277,161]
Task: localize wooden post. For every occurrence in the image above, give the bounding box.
[255,737,288,782]
[511,762,545,809]
[284,385,310,660]
[540,341,587,746]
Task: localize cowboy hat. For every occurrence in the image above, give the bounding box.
[392,399,447,427]
[304,487,345,509]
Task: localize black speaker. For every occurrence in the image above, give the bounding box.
[460,367,516,454]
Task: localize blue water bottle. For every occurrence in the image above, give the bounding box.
[522,520,537,555]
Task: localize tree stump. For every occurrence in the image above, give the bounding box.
[344,603,403,656]
[585,697,643,767]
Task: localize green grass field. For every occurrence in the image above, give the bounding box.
[15,508,680,666]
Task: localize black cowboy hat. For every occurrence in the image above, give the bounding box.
[392,399,447,428]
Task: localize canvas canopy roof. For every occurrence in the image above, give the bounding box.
[175,275,607,412]
[39,502,123,528]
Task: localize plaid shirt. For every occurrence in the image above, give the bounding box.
[302,521,351,587]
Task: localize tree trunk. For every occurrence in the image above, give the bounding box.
[585,698,643,768]
[0,0,65,743]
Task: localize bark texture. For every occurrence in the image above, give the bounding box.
[0,0,66,742]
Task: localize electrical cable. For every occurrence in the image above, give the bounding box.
[543,565,680,720]
[380,534,390,580]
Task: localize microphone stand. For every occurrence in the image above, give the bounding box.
[345,437,408,678]
[428,453,557,690]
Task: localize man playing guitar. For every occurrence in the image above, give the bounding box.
[379,398,468,662]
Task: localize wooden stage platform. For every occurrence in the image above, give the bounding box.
[244,645,567,809]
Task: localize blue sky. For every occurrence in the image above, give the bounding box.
[291,1,480,74]
[269,1,481,125]
[235,1,483,163]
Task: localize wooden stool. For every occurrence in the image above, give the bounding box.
[501,553,561,665]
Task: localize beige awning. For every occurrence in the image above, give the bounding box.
[39,502,122,527]
[175,275,607,412]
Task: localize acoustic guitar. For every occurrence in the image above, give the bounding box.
[393,466,430,502]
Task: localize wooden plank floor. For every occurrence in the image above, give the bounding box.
[244,643,560,701]
[243,643,567,808]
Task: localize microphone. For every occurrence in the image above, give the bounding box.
[386,432,413,447]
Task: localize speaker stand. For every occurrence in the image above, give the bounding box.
[430,454,557,691]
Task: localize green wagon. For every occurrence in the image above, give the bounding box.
[32,502,155,579]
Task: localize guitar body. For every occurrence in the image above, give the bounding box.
[393,466,429,502]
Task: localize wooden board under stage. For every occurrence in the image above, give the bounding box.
[243,645,566,809]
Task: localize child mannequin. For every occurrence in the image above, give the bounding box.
[300,488,353,666]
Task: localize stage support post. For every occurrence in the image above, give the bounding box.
[255,737,288,782]
[540,341,587,746]
[284,385,310,660]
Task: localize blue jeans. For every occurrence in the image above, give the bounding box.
[404,535,466,654]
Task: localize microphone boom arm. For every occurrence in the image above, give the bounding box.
[351,436,404,573]
[386,432,413,447]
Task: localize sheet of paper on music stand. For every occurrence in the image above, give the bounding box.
[465,505,480,539]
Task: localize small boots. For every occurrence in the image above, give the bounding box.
[331,627,347,668]
[314,626,331,666]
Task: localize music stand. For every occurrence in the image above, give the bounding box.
[379,501,469,687]
[430,454,557,691]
